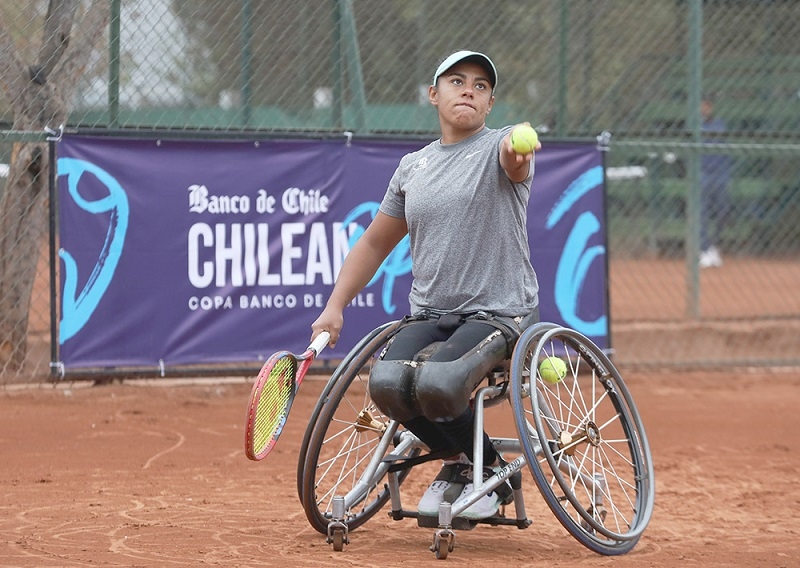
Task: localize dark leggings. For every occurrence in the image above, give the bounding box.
[369,318,508,466]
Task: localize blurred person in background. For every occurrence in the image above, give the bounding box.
[699,95,732,268]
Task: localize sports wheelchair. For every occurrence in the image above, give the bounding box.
[297,320,654,559]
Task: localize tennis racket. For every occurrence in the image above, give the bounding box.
[244,332,330,461]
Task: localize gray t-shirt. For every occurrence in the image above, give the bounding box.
[380,126,539,317]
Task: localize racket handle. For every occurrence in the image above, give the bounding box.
[309,331,330,355]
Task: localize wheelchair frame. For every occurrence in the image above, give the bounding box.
[297,320,655,559]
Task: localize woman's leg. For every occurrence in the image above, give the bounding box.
[417,321,505,466]
[368,320,455,452]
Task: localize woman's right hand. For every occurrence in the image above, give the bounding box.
[311,306,344,348]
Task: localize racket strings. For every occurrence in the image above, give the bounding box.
[253,356,297,452]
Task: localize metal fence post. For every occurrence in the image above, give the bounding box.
[686,0,703,319]
[109,0,121,128]
[240,0,254,127]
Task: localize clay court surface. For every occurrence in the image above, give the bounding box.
[1,368,798,568]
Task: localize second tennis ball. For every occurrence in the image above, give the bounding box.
[539,356,567,384]
[510,124,539,154]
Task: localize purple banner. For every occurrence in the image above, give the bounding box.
[56,135,607,371]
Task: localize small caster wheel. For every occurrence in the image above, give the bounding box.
[433,536,448,560]
[581,504,608,534]
[326,496,349,552]
[331,530,345,552]
[431,530,455,560]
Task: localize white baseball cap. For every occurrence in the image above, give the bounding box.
[432,50,497,91]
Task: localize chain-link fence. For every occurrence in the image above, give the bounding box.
[2,0,799,383]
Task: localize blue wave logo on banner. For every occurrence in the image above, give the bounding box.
[341,202,411,315]
[546,166,606,336]
[57,158,129,343]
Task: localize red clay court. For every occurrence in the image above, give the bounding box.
[1,367,797,567]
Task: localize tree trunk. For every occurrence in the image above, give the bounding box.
[0,0,109,373]
[0,143,48,370]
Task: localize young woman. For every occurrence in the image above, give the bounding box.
[311,50,541,519]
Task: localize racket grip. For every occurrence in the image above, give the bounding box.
[309,331,330,355]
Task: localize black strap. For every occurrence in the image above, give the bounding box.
[436,312,463,331]
[383,447,457,473]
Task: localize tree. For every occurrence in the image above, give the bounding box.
[0,0,109,373]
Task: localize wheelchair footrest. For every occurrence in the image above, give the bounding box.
[390,507,532,531]
[416,513,530,531]
[417,514,478,531]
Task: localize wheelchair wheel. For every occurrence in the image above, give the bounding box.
[296,321,399,503]
[300,322,420,535]
[510,325,655,555]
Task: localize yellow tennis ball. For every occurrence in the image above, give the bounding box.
[510,124,539,154]
[539,356,567,384]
